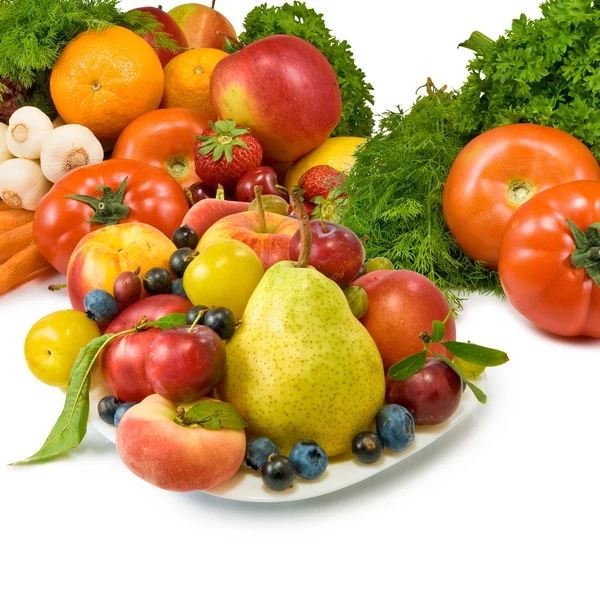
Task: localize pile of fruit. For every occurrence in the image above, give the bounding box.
[2,0,598,496]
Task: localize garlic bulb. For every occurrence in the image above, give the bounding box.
[41,124,104,183]
[0,158,52,211]
[0,123,13,164]
[6,106,54,159]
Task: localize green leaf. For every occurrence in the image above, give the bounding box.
[176,401,247,430]
[431,320,445,343]
[146,313,187,330]
[458,30,495,53]
[431,352,487,404]
[12,333,115,465]
[388,351,427,381]
[442,341,509,367]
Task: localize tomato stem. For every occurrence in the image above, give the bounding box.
[567,219,600,287]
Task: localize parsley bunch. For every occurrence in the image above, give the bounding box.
[238,1,374,138]
[458,0,600,159]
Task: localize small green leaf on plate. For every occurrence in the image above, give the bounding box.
[176,401,247,430]
[431,320,445,343]
[431,351,487,404]
[146,313,188,330]
[388,351,427,382]
[442,341,508,367]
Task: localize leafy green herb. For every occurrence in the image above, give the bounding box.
[388,315,509,404]
[457,0,600,160]
[12,333,115,465]
[0,0,178,118]
[342,82,503,308]
[238,1,374,137]
[175,402,247,430]
[146,313,188,330]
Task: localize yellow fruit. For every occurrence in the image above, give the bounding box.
[24,310,101,388]
[161,48,228,118]
[284,136,366,190]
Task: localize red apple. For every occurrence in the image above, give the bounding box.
[100,295,192,403]
[131,6,188,67]
[289,220,365,287]
[197,210,299,270]
[211,35,342,162]
[385,358,462,425]
[117,394,246,491]
[354,270,456,371]
[145,325,226,403]
[168,3,237,51]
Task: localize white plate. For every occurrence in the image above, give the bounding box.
[89,376,484,503]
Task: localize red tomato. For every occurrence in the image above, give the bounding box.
[443,124,600,269]
[112,108,209,189]
[499,180,600,337]
[33,159,189,274]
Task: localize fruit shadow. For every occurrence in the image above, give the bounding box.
[179,409,483,516]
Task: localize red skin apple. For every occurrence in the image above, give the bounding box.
[168,3,237,51]
[289,220,365,286]
[182,198,248,239]
[197,211,299,270]
[235,167,288,203]
[385,358,462,425]
[354,270,456,371]
[117,394,246,491]
[132,7,188,68]
[100,295,192,403]
[145,326,226,403]
[211,35,342,163]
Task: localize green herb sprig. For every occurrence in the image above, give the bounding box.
[388,313,509,404]
[11,313,188,465]
[341,82,503,309]
[238,1,374,137]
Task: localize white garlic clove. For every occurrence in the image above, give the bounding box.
[6,106,54,160]
[0,158,53,211]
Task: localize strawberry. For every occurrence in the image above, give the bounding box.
[194,120,263,192]
[298,165,347,202]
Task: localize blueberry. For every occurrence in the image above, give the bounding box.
[172,225,199,249]
[376,404,415,452]
[289,440,328,480]
[98,396,122,425]
[186,305,209,325]
[83,289,119,326]
[246,437,279,471]
[171,278,188,298]
[169,247,196,278]
[143,267,172,295]
[203,306,235,340]
[114,402,137,427]
[261,455,296,491]
[352,431,383,464]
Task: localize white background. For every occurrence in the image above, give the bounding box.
[2,1,598,599]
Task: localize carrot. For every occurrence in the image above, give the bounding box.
[0,209,34,233]
[0,244,49,295]
[0,222,33,263]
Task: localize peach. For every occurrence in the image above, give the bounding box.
[116,394,246,491]
[67,223,176,312]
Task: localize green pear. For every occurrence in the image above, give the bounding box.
[219,260,385,457]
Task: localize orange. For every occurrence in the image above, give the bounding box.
[161,48,228,118]
[50,26,164,142]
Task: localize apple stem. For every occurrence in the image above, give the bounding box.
[254,185,267,233]
[290,191,312,268]
[320,211,328,234]
[215,184,225,200]
[48,283,67,291]
[212,0,216,8]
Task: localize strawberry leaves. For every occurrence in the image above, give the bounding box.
[196,120,249,163]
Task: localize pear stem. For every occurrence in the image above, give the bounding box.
[291,191,311,268]
[215,184,225,200]
[254,185,267,233]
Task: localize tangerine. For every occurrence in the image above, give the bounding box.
[161,48,228,119]
[50,26,164,142]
